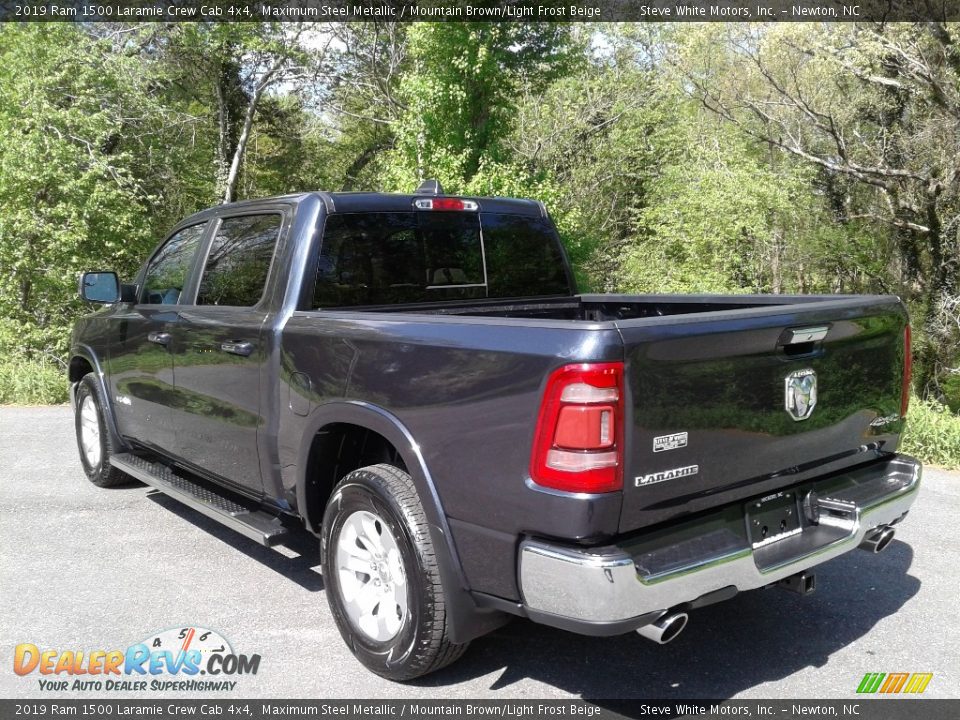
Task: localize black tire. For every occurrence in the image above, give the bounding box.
[74,374,128,488]
[321,463,468,680]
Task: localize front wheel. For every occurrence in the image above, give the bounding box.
[321,464,467,680]
[74,374,127,488]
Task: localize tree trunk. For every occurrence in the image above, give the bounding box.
[923,198,947,322]
[215,73,230,199]
[221,57,285,204]
[222,96,257,204]
[913,197,949,397]
[19,277,31,314]
[770,228,784,294]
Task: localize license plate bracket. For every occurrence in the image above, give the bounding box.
[747,491,801,547]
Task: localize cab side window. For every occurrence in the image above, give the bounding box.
[139,223,207,305]
[197,214,282,307]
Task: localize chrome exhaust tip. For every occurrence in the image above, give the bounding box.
[859,526,895,554]
[637,612,688,645]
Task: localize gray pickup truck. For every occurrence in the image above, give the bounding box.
[71,182,920,679]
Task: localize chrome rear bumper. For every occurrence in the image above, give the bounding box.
[519,455,920,632]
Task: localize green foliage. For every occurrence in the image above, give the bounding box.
[382,23,577,192]
[942,372,960,414]
[901,396,960,470]
[0,358,68,405]
[668,22,960,399]
[0,21,957,473]
[624,111,796,293]
[0,25,160,358]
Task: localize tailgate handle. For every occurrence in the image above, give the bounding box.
[781,326,829,345]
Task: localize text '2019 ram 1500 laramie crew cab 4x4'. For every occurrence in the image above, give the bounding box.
[71,181,920,680]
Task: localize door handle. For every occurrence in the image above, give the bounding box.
[147,331,171,346]
[220,341,254,357]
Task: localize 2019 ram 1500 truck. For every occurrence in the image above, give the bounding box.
[71,182,920,680]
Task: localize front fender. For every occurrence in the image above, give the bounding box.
[70,344,127,452]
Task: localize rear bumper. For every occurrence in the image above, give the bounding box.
[518,455,920,635]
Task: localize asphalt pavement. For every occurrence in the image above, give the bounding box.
[1,406,957,700]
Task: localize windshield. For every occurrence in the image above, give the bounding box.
[312,211,572,308]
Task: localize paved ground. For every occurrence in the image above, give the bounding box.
[1,406,957,700]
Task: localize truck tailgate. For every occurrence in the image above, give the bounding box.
[616,296,909,533]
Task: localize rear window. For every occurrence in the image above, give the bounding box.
[312,211,570,308]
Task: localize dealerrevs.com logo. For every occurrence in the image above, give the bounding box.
[13,627,260,692]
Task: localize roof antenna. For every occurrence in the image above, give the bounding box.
[415,178,443,196]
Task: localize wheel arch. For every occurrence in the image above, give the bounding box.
[296,402,456,567]
[68,344,127,452]
[296,401,509,644]
[68,354,95,385]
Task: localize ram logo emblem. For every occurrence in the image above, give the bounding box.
[785,369,817,421]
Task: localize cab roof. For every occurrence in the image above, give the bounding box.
[181,180,546,223]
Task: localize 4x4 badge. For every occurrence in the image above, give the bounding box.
[785,369,817,421]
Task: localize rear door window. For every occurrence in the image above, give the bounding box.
[197,214,282,307]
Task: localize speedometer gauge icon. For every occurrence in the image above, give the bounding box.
[139,626,233,670]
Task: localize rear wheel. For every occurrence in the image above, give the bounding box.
[74,374,127,488]
[321,464,467,680]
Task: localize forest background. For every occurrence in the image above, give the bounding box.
[1,21,957,466]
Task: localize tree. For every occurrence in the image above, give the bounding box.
[165,23,331,203]
[674,23,960,398]
[503,34,661,290]
[383,23,577,192]
[0,25,160,359]
[319,23,410,190]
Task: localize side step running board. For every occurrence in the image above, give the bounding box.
[110,453,289,547]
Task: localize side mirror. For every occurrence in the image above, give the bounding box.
[79,271,120,304]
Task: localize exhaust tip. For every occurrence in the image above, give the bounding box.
[637,612,688,645]
[874,527,895,553]
[860,526,895,554]
[660,613,688,644]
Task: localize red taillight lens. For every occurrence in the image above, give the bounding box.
[530,362,624,493]
[432,198,466,211]
[901,324,912,417]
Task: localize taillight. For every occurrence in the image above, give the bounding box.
[530,362,624,493]
[413,197,479,211]
[901,324,912,417]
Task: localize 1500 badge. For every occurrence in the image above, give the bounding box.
[635,464,699,487]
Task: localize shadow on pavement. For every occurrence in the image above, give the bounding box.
[414,540,919,703]
[135,486,919,703]
[144,491,324,592]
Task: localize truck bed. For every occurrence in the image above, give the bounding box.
[293,291,908,538]
[335,293,879,322]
